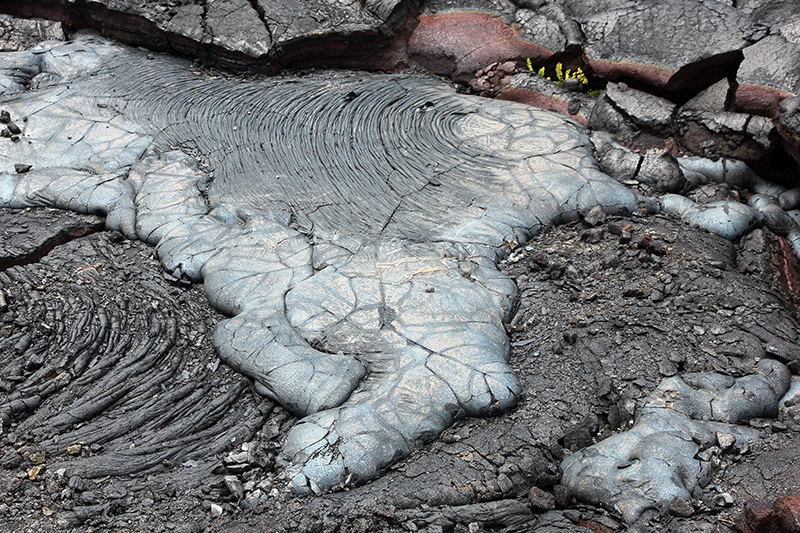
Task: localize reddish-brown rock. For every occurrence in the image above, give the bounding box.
[739,496,800,533]
[407,11,555,81]
[776,495,800,533]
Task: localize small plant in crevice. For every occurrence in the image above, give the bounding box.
[527,59,604,96]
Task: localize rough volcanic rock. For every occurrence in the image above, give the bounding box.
[0,35,641,495]
[591,131,686,195]
[515,8,567,55]
[675,106,777,163]
[580,0,764,97]
[556,0,631,20]
[3,0,413,71]
[255,0,411,68]
[779,96,800,167]
[3,202,800,533]
[588,82,677,149]
[0,16,64,52]
[561,359,791,523]
[2,6,800,533]
[737,0,800,28]
[0,208,104,268]
[683,78,734,114]
[735,34,800,117]
[675,77,782,163]
[201,0,272,59]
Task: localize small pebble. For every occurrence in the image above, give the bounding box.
[608,220,633,235]
[716,432,735,453]
[68,476,84,491]
[583,205,606,226]
[224,475,244,499]
[670,497,694,517]
[66,444,82,455]
[528,486,556,510]
[714,493,734,508]
[14,163,32,174]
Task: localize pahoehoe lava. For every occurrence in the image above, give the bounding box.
[0,35,640,494]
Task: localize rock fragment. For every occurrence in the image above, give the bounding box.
[591,132,685,194]
[528,486,556,511]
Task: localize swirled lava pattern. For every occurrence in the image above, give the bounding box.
[0,35,638,493]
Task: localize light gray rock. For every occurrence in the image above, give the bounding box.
[0,35,639,495]
[561,359,792,523]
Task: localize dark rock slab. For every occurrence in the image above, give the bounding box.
[580,0,763,97]
[602,82,676,134]
[737,0,800,28]
[0,208,104,268]
[735,34,800,117]
[202,0,272,59]
[3,0,413,71]
[682,78,734,113]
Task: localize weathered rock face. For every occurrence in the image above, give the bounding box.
[3,0,414,70]
[735,34,800,118]
[0,16,64,51]
[580,0,763,97]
